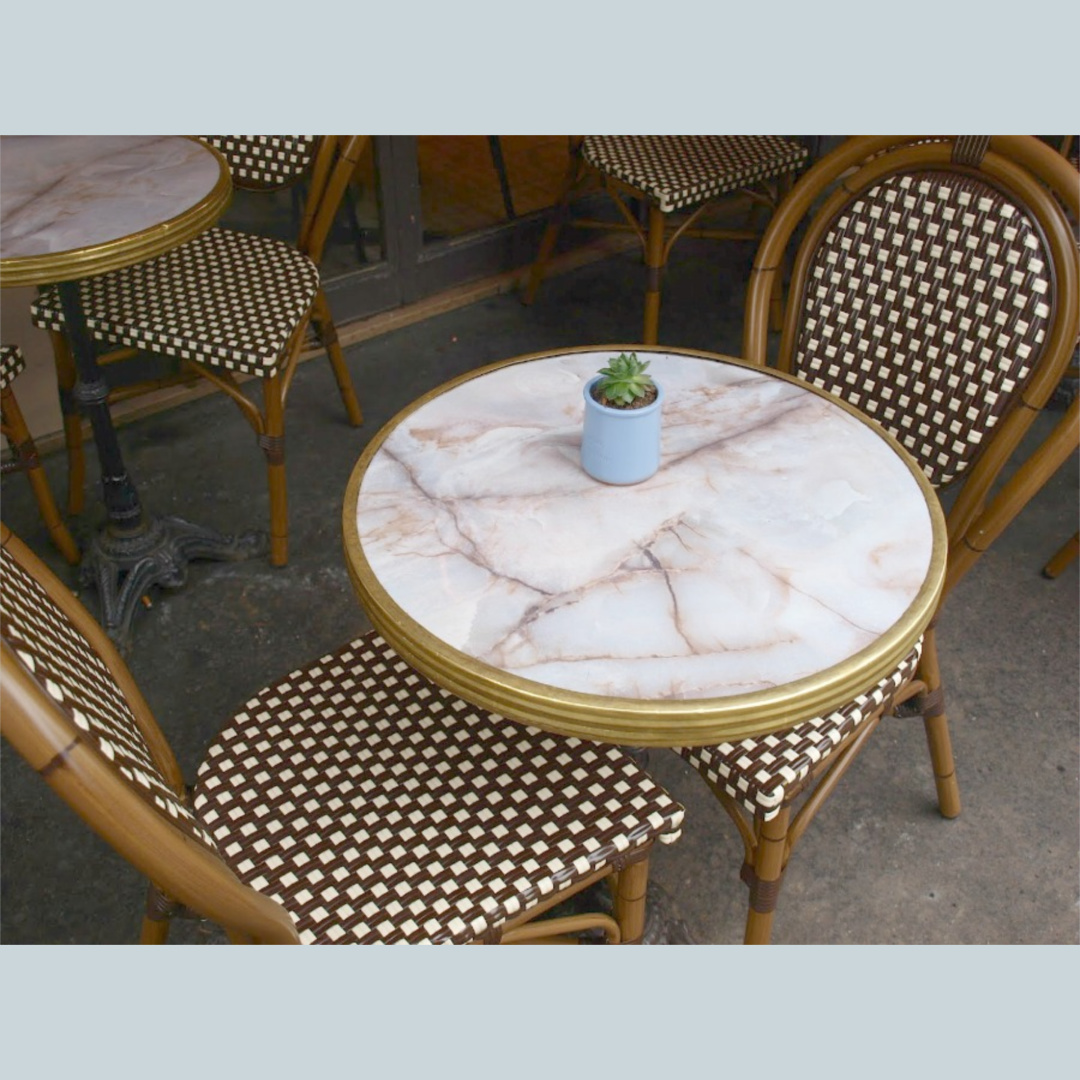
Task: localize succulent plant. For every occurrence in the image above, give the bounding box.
[595,352,656,407]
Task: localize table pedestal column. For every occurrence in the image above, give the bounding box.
[57,280,267,645]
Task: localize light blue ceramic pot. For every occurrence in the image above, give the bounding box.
[580,375,665,485]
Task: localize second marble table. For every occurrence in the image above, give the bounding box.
[343,347,946,747]
[0,136,265,642]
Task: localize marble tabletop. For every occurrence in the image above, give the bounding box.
[344,348,946,745]
[0,136,231,286]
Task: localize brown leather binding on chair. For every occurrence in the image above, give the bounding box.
[0,521,685,944]
[1,345,79,565]
[34,136,366,567]
[680,135,1080,943]
[522,135,810,344]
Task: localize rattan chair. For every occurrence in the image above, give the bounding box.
[521,135,810,344]
[31,136,366,567]
[0,522,684,944]
[1,345,79,565]
[674,135,1080,943]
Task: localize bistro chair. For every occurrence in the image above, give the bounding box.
[0,522,684,944]
[31,136,366,567]
[1,345,79,565]
[521,135,810,344]
[675,135,1080,943]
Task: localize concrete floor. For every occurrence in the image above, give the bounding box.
[2,239,1078,945]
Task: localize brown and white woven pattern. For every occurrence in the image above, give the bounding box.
[793,171,1052,487]
[0,344,25,391]
[198,136,319,189]
[30,228,321,379]
[583,136,809,213]
[0,546,218,852]
[194,632,685,945]
[677,642,922,821]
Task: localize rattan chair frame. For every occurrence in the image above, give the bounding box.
[0,522,666,945]
[701,134,1080,943]
[522,136,804,344]
[1,350,80,566]
[46,136,366,567]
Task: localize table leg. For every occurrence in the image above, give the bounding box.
[56,280,267,644]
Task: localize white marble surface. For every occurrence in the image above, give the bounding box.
[355,352,935,702]
[0,136,222,260]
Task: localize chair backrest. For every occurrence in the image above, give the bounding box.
[197,135,321,191]
[0,523,298,942]
[295,135,369,266]
[744,135,1080,597]
[199,134,369,271]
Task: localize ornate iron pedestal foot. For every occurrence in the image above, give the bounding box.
[81,515,267,646]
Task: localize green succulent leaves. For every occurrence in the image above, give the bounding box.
[595,352,656,407]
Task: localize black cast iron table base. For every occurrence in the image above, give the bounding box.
[81,515,267,647]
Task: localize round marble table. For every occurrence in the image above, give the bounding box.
[343,347,947,746]
[0,136,264,642]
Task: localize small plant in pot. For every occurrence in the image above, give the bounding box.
[581,352,665,485]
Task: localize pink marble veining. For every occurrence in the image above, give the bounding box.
[0,136,222,261]
[355,351,936,702]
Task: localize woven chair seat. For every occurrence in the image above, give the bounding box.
[678,642,922,821]
[0,344,25,391]
[30,227,321,380]
[193,631,685,944]
[582,135,810,213]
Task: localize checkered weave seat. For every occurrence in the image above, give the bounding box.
[681,136,1080,944]
[31,228,321,380]
[582,135,810,214]
[0,344,26,390]
[0,526,683,944]
[194,632,684,945]
[523,135,809,344]
[678,643,921,821]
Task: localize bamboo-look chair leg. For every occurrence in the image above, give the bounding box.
[140,883,174,944]
[642,204,667,345]
[1,385,81,565]
[139,914,172,944]
[260,372,288,567]
[48,329,87,516]
[916,626,961,819]
[1042,532,1079,578]
[610,856,651,944]
[521,145,583,306]
[743,806,792,945]
[310,289,363,427]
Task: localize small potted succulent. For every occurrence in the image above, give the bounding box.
[581,352,665,484]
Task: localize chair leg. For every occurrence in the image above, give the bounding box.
[917,627,961,819]
[261,373,289,567]
[140,914,172,944]
[140,883,174,944]
[610,856,651,944]
[1,386,81,565]
[521,145,583,306]
[49,329,86,516]
[1042,532,1079,578]
[310,289,363,427]
[743,807,791,945]
[642,204,666,345]
[522,211,567,307]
